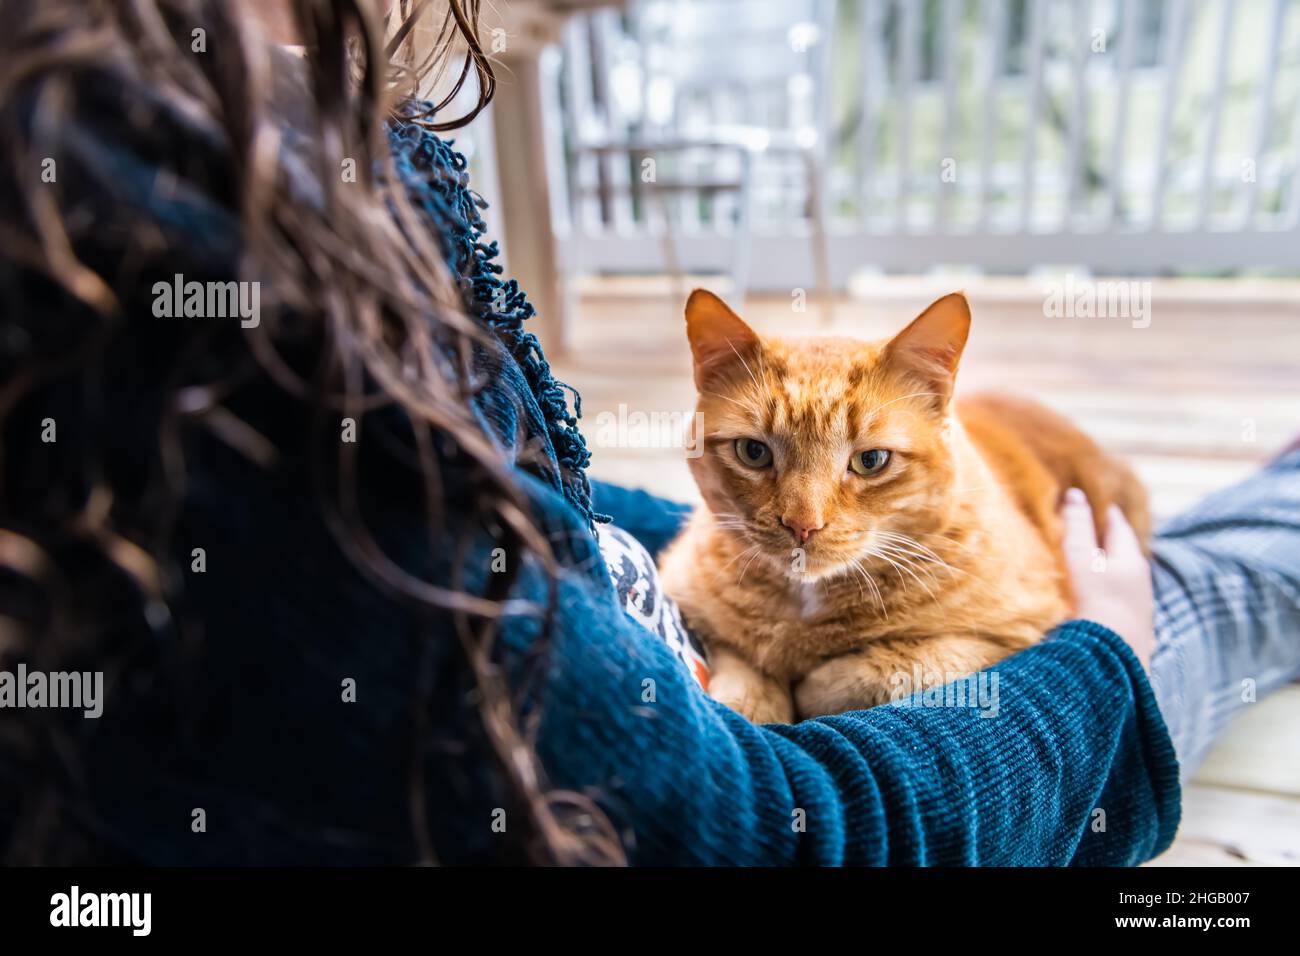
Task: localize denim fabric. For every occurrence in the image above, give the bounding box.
[1150,448,1300,780]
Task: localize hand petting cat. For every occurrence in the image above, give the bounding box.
[1061,488,1155,669]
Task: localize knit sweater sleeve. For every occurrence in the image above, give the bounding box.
[535,556,1181,864]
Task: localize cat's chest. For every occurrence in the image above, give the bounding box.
[792,581,825,620]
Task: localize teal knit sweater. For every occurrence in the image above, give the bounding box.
[528,483,1182,865]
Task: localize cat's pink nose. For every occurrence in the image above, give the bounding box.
[782,515,823,544]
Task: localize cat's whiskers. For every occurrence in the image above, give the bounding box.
[908,531,999,593]
[852,529,939,574]
[874,531,965,578]
[874,530,944,563]
[708,513,757,537]
[841,562,865,602]
[711,519,751,532]
[880,537,999,606]
[874,544,943,591]
[737,548,764,584]
[913,531,991,574]
[717,543,761,573]
[916,529,974,549]
[864,546,938,602]
[847,558,887,617]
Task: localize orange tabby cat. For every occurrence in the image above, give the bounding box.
[658,289,1149,723]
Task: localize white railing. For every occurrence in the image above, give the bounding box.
[548,0,1300,291]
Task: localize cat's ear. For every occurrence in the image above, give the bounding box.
[883,292,971,408]
[685,289,761,391]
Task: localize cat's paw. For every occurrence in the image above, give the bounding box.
[704,646,795,723]
[794,654,892,718]
[712,684,795,725]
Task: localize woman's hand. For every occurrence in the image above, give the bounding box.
[1061,488,1155,669]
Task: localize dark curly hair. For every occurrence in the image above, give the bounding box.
[0,0,620,865]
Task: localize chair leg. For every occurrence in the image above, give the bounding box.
[729,151,755,309]
[803,148,834,325]
[654,186,686,307]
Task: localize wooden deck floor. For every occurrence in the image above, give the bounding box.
[550,275,1300,867]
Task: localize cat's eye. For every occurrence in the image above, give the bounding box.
[850,448,892,476]
[734,438,773,468]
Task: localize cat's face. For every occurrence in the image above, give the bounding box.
[683,290,971,580]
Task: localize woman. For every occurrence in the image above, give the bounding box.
[0,0,1295,866]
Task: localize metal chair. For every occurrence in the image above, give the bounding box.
[559,0,836,314]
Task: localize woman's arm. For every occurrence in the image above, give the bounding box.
[563,486,1178,865]
[530,546,1180,866]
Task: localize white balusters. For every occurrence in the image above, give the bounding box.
[549,0,1300,289]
